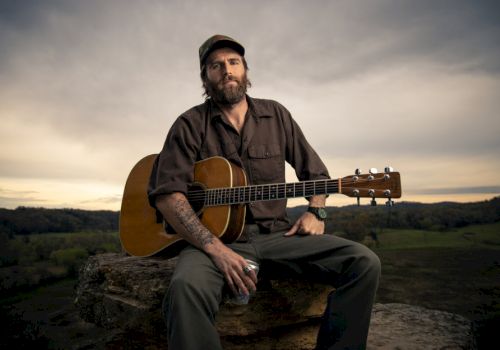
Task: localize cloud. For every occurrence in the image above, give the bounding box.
[414,186,500,195]
[0,0,499,209]
[0,187,47,208]
[247,0,500,83]
[79,195,122,205]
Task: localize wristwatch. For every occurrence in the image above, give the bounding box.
[307,207,327,221]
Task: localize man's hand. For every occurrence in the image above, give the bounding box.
[285,194,326,236]
[284,211,325,236]
[205,241,257,297]
[156,193,257,297]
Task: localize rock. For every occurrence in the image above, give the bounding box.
[75,253,475,349]
[368,303,476,350]
[75,253,331,337]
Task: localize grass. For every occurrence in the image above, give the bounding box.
[366,222,500,250]
[370,222,500,349]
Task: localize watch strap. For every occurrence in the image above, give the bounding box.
[307,206,327,221]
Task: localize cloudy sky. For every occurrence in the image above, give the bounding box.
[1,0,499,210]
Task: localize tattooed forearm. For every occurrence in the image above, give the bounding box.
[156,193,215,250]
[172,198,214,247]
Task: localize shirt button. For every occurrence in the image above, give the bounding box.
[265,151,270,157]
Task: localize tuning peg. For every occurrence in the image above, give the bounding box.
[384,166,394,173]
[355,168,361,175]
[369,190,376,206]
[386,199,394,207]
[369,168,378,174]
[353,189,361,206]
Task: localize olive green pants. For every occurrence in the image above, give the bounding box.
[163,228,381,350]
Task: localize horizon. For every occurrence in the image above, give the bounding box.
[2,195,498,212]
[1,1,499,211]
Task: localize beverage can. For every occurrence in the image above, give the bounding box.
[228,259,259,305]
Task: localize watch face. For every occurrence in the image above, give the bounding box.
[318,208,327,219]
[309,207,327,220]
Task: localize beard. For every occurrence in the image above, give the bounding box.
[205,73,250,105]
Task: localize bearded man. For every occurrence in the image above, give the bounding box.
[148,34,381,350]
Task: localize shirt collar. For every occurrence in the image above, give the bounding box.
[208,95,272,123]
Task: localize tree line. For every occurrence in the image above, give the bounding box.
[0,207,119,236]
[0,196,499,239]
[290,196,500,241]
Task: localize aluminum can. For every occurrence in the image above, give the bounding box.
[228,259,259,305]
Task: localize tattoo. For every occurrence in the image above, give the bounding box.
[172,197,214,247]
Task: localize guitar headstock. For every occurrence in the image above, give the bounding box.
[340,168,401,204]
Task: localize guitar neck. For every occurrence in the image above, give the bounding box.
[202,179,338,206]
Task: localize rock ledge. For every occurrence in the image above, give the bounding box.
[76,253,475,349]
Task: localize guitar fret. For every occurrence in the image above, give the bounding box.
[204,179,342,207]
[279,184,285,199]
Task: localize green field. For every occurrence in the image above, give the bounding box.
[370,222,500,349]
[366,222,500,250]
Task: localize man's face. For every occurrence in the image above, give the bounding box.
[203,47,249,105]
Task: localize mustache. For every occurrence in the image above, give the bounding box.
[219,75,240,84]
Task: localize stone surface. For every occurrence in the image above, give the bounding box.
[368,303,476,350]
[76,253,476,349]
[75,253,331,337]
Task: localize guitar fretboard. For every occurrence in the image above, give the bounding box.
[203,179,339,206]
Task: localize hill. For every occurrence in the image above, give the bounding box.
[0,207,119,235]
[0,196,498,237]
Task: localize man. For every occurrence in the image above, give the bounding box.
[148,34,381,350]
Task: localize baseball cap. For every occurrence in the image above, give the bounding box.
[199,34,245,68]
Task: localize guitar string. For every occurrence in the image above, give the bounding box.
[184,176,396,204]
[185,178,393,198]
[186,177,393,195]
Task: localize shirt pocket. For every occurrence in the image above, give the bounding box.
[247,143,284,183]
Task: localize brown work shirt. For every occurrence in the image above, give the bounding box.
[148,95,330,232]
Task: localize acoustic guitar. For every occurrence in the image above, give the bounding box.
[119,154,402,257]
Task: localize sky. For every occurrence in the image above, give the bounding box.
[1,0,499,210]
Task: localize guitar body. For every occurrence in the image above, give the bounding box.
[119,155,247,257]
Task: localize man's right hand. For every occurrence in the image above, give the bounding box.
[156,192,257,296]
[205,240,257,297]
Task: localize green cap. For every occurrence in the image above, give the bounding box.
[199,34,245,68]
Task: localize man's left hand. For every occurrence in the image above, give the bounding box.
[284,212,325,236]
